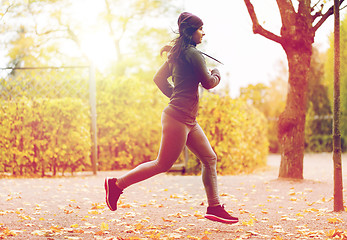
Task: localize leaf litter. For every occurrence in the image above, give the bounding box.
[0,155,346,239]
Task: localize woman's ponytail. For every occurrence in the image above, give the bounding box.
[161,12,203,63]
[160,45,172,56]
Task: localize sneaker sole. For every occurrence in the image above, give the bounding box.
[205,214,239,224]
[104,178,116,211]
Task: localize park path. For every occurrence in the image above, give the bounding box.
[0,153,346,239]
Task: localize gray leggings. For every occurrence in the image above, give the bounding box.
[117,111,220,207]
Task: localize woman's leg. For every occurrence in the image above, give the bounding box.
[116,112,190,189]
[186,123,220,207]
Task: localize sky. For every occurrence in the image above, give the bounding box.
[181,0,345,97]
[1,0,345,98]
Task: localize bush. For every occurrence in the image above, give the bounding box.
[96,75,269,174]
[0,98,91,176]
[1,80,270,177]
[196,93,269,175]
[96,75,167,170]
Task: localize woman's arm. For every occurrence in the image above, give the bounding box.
[153,61,173,98]
[186,48,221,89]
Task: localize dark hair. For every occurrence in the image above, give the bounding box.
[160,31,195,62]
[161,12,203,63]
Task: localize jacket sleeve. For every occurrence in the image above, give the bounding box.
[153,61,173,98]
[186,48,221,89]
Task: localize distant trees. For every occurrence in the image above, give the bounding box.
[1,0,179,73]
[240,47,332,153]
[244,0,345,179]
[325,13,347,145]
[239,66,287,153]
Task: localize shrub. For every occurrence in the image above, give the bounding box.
[96,75,167,170]
[0,98,91,176]
[96,76,269,174]
[196,93,269,175]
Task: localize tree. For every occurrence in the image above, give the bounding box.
[102,0,180,77]
[239,68,287,153]
[1,0,179,74]
[305,48,332,152]
[244,0,345,179]
[325,13,347,143]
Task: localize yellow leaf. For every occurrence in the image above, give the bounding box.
[91,203,105,209]
[88,210,101,215]
[175,227,187,233]
[2,228,17,236]
[261,209,268,214]
[94,230,105,236]
[135,223,143,230]
[242,218,254,226]
[100,222,109,231]
[70,224,79,228]
[327,217,343,224]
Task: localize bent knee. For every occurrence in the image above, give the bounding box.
[202,153,217,167]
[153,160,173,173]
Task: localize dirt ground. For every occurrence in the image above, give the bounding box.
[0,153,346,240]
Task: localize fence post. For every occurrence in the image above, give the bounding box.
[89,63,98,175]
[333,0,344,212]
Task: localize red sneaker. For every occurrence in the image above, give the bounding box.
[104,177,123,211]
[205,205,239,224]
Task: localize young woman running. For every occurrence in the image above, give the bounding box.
[105,12,239,224]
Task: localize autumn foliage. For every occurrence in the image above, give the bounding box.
[0,98,91,176]
[0,73,268,176]
[96,75,268,174]
[198,93,268,175]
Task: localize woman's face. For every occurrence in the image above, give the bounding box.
[192,26,205,45]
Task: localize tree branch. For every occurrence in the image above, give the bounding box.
[312,0,323,11]
[276,0,296,26]
[0,3,12,22]
[313,0,345,32]
[244,0,283,45]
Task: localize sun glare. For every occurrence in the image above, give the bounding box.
[69,0,117,70]
[80,31,117,70]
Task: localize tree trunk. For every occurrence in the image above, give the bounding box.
[278,42,313,179]
[243,0,343,180]
[333,0,344,212]
[277,9,314,178]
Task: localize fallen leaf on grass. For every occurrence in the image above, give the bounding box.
[175,227,187,233]
[167,233,182,239]
[241,218,254,226]
[135,223,143,230]
[0,227,17,237]
[91,203,105,210]
[162,217,176,222]
[50,225,64,233]
[88,210,101,215]
[261,209,268,214]
[327,217,343,224]
[271,236,283,240]
[100,222,109,231]
[187,235,200,240]
[281,215,298,221]
[31,229,53,237]
[326,229,347,239]
[193,212,204,219]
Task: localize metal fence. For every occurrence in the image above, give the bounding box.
[0,65,97,174]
